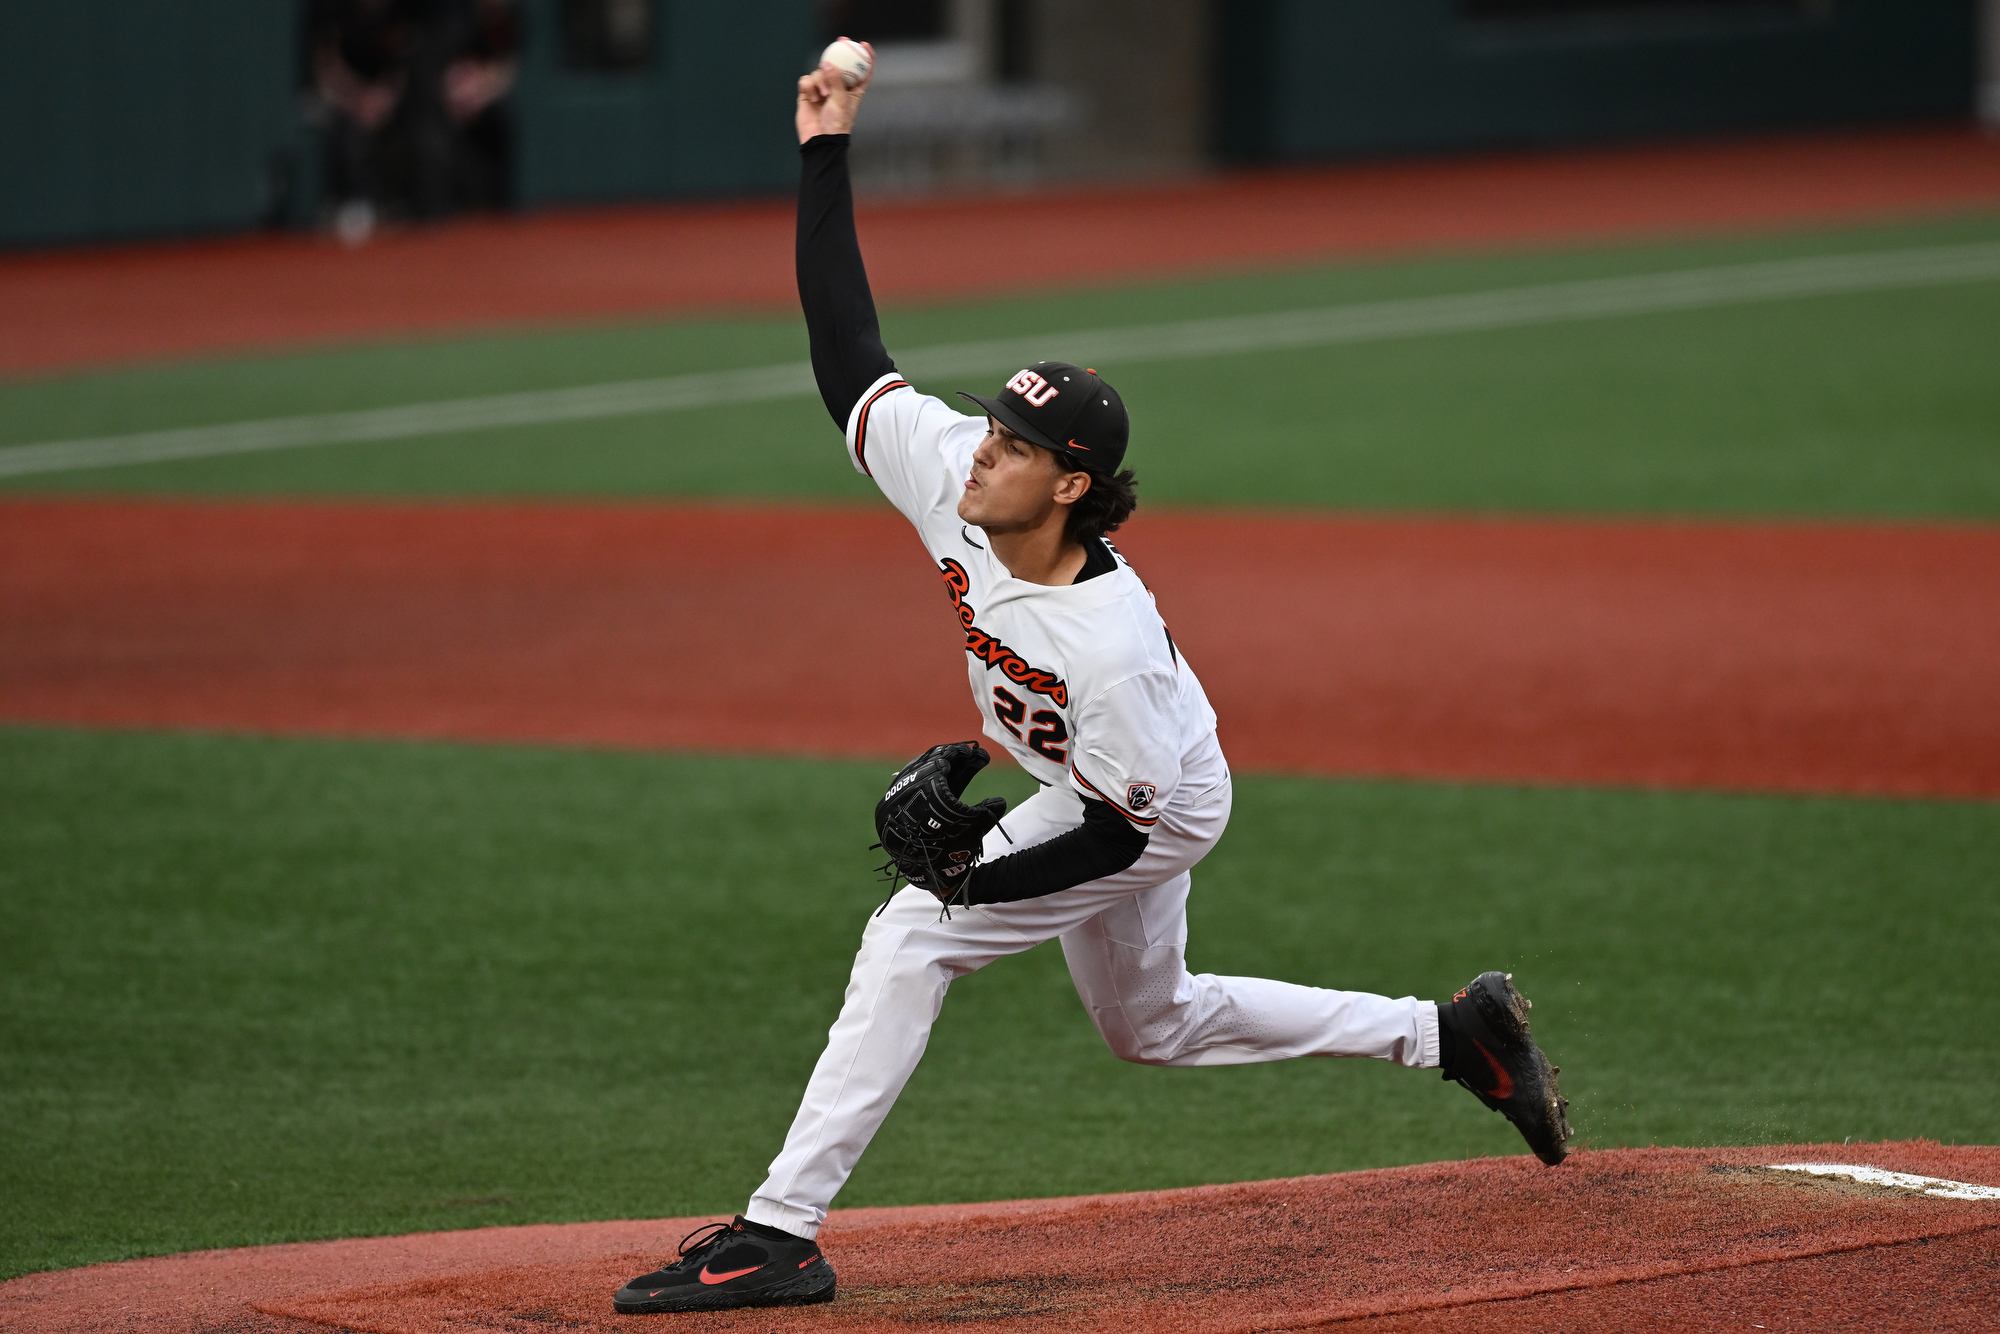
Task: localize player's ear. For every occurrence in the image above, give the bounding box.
[1054,469,1093,506]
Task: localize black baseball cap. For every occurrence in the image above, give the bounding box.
[958,361,1129,474]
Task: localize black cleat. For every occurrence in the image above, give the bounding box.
[1438,971,1572,1166]
[613,1215,836,1315]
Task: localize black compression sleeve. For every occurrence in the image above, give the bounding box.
[798,134,898,429]
[966,797,1149,905]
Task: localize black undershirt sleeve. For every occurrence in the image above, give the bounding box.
[797,134,898,429]
[966,796,1149,904]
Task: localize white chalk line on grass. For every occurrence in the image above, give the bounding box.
[1767,1163,2000,1201]
[5,240,2000,480]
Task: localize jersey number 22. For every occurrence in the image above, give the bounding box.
[992,686,1068,763]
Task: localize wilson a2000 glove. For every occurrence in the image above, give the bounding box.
[872,741,1007,909]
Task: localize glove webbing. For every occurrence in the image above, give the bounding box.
[870,806,1012,922]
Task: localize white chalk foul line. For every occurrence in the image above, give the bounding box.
[0,362,820,480]
[5,240,1999,480]
[1769,1163,2000,1201]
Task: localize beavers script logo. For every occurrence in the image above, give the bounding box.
[938,558,1069,709]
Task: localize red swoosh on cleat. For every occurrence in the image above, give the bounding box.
[1472,1038,1515,1100]
[698,1265,762,1285]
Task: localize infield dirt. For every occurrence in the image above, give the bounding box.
[4,498,1996,798]
[2,1143,1993,1332]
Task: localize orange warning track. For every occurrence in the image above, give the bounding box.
[1,1144,1994,1332]
[3,498,1997,798]
[4,125,1999,377]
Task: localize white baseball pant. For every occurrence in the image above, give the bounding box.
[745,738,1441,1239]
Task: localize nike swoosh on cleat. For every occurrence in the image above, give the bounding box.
[1472,1038,1515,1100]
[698,1265,762,1285]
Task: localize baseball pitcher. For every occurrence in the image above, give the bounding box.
[613,43,1571,1317]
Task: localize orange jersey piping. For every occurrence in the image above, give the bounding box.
[852,379,909,478]
[1071,765,1161,828]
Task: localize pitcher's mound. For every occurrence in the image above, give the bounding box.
[5,1143,1995,1333]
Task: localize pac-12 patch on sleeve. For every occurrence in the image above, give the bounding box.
[1126,783,1157,812]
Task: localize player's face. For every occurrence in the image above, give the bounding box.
[959,420,1088,532]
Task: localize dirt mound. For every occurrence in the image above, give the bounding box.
[4,499,1997,797]
[4,125,1998,377]
[2,1144,1992,1333]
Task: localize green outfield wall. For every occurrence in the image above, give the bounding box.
[0,0,298,247]
[0,0,812,248]
[1217,0,1978,161]
[508,0,812,206]
[0,0,1978,248]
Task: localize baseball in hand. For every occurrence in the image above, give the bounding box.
[820,38,871,88]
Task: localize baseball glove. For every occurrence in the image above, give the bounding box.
[872,741,1008,912]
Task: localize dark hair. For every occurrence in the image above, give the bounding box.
[1051,449,1138,543]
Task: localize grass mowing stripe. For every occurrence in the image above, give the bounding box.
[6,239,1998,480]
[3,725,1995,1278]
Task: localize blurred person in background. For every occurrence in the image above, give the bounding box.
[443,0,522,211]
[308,0,421,242]
[310,0,514,240]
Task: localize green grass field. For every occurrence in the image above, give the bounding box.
[4,726,1996,1280]
[4,215,1999,516]
[4,215,1998,1280]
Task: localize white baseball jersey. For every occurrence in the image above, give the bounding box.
[845,370,1220,831]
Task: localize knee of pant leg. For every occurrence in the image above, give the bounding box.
[1099,1023,1146,1064]
[1112,985,1233,1066]
[1109,1036,1183,1068]
[879,947,951,998]
[1088,960,1207,1065]
[1084,1004,1180,1066]
[876,927,988,1002]
[1125,1031,1193,1066]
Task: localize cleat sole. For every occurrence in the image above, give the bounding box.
[614,1262,837,1314]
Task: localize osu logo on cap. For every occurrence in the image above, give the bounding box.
[1127,783,1157,811]
[1006,368,1061,407]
